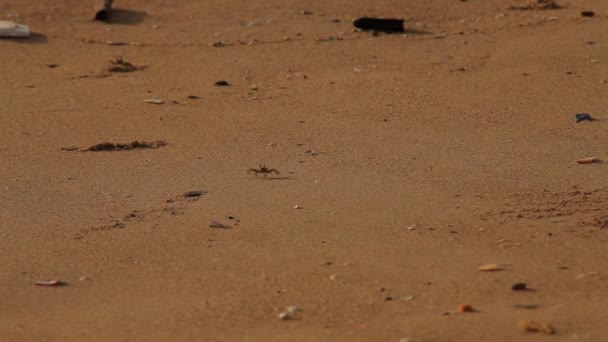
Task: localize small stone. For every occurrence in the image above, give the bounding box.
[249,84,258,90]
[575,113,593,123]
[215,80,230,86]
[581,11,595,17]
[184,190,205,198]
[458,304,475,313]
[512,282,528,291]
[294,205,301,209]
[209,220,230,229]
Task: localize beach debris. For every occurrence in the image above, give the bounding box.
[184,191,205,198]
[278,306,302,320]
[509,0,561,10]
[478,263,504,272]
[214,80,230,86]
[513,304,540,310]
[458,304,475,313]
[107,57,145,73]
[247,164,280,177]
[518,320,555,334]
[187,95,200,99]
[94,0,114,21]
[353,17,405,33]
[35,280,66,286]
[512,282,528,291]
[294,205,301,209]
[581,11,595,17]
[143,98,165,105]
[81,140,167,152]
[576,157,600,164]
[0,20,30,38]
[209,220,230,229]
[575,113,594,123]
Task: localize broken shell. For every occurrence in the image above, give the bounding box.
[577,157,599,164]
[0,20,30,38]
[34,280,65,286]
[518,320,554,334]
[477,263,503,272]
[143,98,165,105]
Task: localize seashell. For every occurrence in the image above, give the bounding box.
[0,20,30,38]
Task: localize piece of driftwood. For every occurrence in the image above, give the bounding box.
[94,0,114,21]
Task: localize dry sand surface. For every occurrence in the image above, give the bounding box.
[1,0,608,341]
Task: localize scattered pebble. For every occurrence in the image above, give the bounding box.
[184,190,205,198]
[518,320,554,334]
[187,95,200,99]
[581,11,595,17]
[294,205,301,209]
[575,113,594,123]
[477,263,503,272]
[513,304,540,310]
[458,304,475,313]
[209,220,230,229]
[143,98,165,105]
[214,80,230,86]
[249,84,258,90]
[512,282,528,291]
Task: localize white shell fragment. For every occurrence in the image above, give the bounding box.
[0,20,31,38]
[278,306,302,320]
[143,98,165,105]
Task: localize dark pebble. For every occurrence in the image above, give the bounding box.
[215,80,230,86]
[512,282,528,291]
[581,11,595,17]
[184,190,205,197]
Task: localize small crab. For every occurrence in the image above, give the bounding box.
[247,164,280,177]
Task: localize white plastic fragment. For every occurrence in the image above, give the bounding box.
[0,20,30,38]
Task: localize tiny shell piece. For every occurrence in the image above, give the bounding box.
[518,320,554,334]
[144,99,165,105]
[577,157,599,164]
[477,263,503,272]
[34,280,64,286]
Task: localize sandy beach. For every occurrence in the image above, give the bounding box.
[1,0,607,340]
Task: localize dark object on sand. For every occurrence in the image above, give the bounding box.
[184,191,205,198]
[511,282,528,291]
[214,80,230,86]
[575,113,593,123]
[83,140,167,152]
[353,17,405,33]
[581,11,595,17]
[94,0,114,21]
[509,0,561,10]
[209,220,230,229]
[107,57,144,73]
